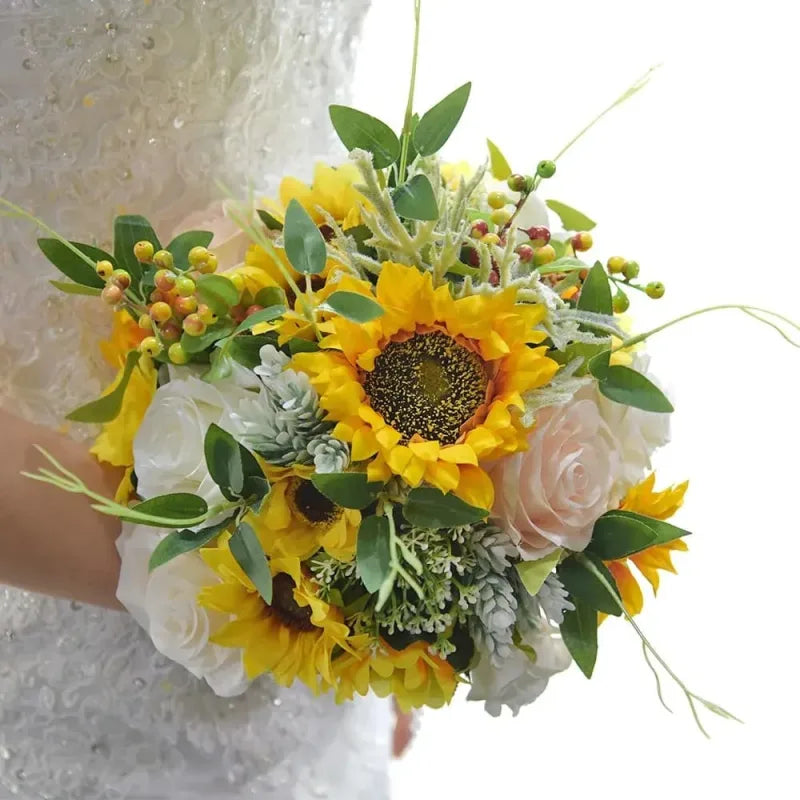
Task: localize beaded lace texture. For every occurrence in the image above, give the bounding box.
[0,2,392,798]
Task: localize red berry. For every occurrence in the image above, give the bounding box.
[526,226,551,244]
[230,304,247,323]
[471,220,489,239]
[160,321,182,342]
[245,304,264,317]
[571,232,593,252]
[516,244,534,263]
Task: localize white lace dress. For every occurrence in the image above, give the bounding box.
[0,2,392,798]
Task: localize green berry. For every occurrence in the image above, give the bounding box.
[139,336,162,357]
[607,256,626,275]
[153,249,174,270]
[623,260,640,280]
[487,191,508,209]
[175,276,196,297]
[506,173,527,193]
[613,291,630,313]
[645,281,665,299]
[536,160,556,179]
[533,244,556,266]
[168,342,189,364]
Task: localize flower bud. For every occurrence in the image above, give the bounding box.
[487,191,508,210]
[149,301,172,324]
[168,342,189,364]
[506,173,527,193]
[138,336,162,357]
[645,281,665,299]
[133,241,155,262]
[607,256,626,274]
[612,290,630,313]
[95,260,114,280]
[623,260,640,281]
[533,244,557,266]
[571,232,593,252]
[153,249,174,270]
[536,160,556,179]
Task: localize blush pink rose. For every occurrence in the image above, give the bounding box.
[489,395,620,559]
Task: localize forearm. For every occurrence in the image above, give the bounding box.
[0,408,124,609]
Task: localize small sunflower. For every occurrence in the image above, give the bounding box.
[290,262,559,510]
[250,476,361,562]
[332,639,458,712]
[199,539,362,692]
[605,473,689,617]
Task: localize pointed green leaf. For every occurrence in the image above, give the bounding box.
[311,472,382,510]
[38,239,107,289]
[148,515,236,571]
[403,488,489,528]
[257,208,284,231]
[166,230,214,269]
[487,138,512,180]
[196,274,240,316]
[232,305,287,335]
[329,105,400,168]
[577,262,613,315]
[227,333,278,369]
[392,174,438,221]
[66,350,142,423]
[49,280,102,296]
[557,553,622,616]
[287,337,319,354]
[546,200,597,232]
[204,423,244,501]
[413,82,471,156]
[127,493,208,523]
[114,215,161,286]
[560,597,598,678]
[598,366,674,413]
[230,522,273,605]
[321,291,384,323]
[618,511,691,547]
[357,515,392,593]
[283,198,327,275]
[586,512,658,560]
[516,549,563,596]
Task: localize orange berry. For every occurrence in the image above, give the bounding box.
[101,284,123,305]
[160,321,182,342]
[198,303,217,325]
[155,269,176,292]
[245,304,264,317]
[110,269,131,289]
[149,301,172,323]
[95,260,114,280]
[571,232,593,252]
[173,295,198,317]
[133,241,155,262]
[182,313,206,336]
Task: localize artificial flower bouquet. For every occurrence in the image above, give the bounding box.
[6,3,796,730]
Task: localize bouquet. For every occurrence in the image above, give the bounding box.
[5,0,797,730]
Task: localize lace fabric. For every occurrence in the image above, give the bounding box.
[0,2,392,798]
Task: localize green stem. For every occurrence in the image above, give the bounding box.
[397,0,422,182]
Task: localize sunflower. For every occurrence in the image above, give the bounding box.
[290,262,559,510]
[199,539,363,692]
[604,473,689,617]
[332,639,458,712]
[249,476,361,561]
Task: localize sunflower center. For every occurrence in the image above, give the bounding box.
[270,573,316,632]
[289,479,341,526]
[363,331,489,445]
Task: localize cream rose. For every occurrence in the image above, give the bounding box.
[489,393,620,559]
[133,374,251,508]
[468,623,571,717]
[116,524,249,697]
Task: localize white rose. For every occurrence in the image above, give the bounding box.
[468,623,571,717]
[116,524,249,697]
[133,375,252,508]
[489,395,620,559]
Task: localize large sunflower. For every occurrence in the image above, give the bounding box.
[332,639,458,712]
[249,476,361,562]
[605,473,689,617]
[199,539,363,692]
[290,263,559,510]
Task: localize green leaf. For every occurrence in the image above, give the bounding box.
[587,349,612,379]
[49,280,102,296]
[66,350,142,423]
[254,286,287,308]
[239,443,269,508]
[283,198,327,275]
[557,554,622,616]
[196,274,240,316]
[403,488,489,528]
[229,522,273,605]
[181,319,236,355]
[357,515,392,593]
[587,512,658,560]
[257,208,284,231]
[560,597,598,678]
[203,348,234,382]
[232,305,287,335]
[598,366,674,413]
[577,262,613,315]
[114,215,161,287]
[38,239,107,289]
[392,174,439,221]
[545,200,597,232]
[346,224,378,258]
[321,291,384,323]
[148,516,235,571]
[126,492,208,522]
[329,105,400,169]
[165,230,214,268]
[287,337,320,354]
[204,423,244,501]
[311,472,381,510]
[617,511,691,547]
[413,82,471,156]
[486,138,512,180]
[228,333,279,369]
[551,342,608,375]
[516,549,563,596]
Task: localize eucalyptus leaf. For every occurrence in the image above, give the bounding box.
[329,105,400,168]
[557,554,622,616]
[560,597,598,678]
[148,515,235,571]
[486,138,512,180]
[38,239,107,289]
[545,200,597,232]
[181,319,236,355]
[66,350,142,423]
[196,274,240,316]
[49,280,102,296]
[403,488,488,528]
[166,230,214,268]
[230,522,273,605]
[413,82,471,156]
[204,423,244,501]
[321,291,384,323]
[357,515,392,593]
[311,472,381,510]
[283,199,327,275]
[587,512,658,560]
[516,549,563,596]
[114,215,161,287]
[577,262,613,315]
[392,174,438,221]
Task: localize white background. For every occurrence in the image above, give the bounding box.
[351,2,800,798]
